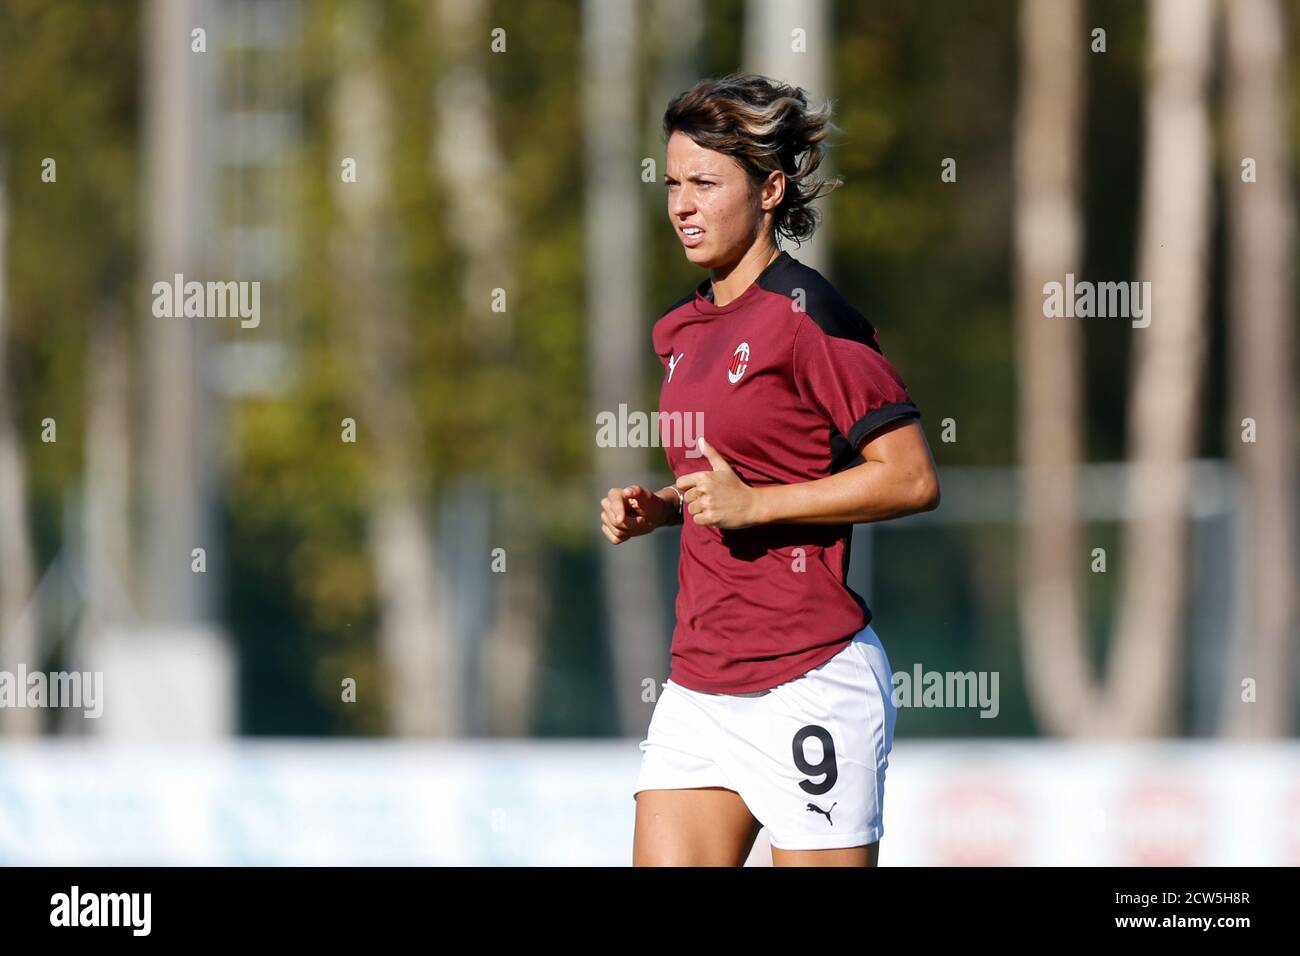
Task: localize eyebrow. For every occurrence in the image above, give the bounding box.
[664,171,719,183]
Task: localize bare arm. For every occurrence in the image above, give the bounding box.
[752,419,938,525]
[677,420,939,529]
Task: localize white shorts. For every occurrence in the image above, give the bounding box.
[633,623,897,850]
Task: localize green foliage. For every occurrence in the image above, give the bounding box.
[0,0,139,561]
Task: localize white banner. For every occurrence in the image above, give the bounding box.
[0,741,1295,865]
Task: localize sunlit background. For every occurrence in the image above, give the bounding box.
[0,0,1296,864]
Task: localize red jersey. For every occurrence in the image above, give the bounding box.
[652,250,920,694]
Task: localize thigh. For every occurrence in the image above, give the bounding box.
[771,841,879,867]
[633,787,763,867]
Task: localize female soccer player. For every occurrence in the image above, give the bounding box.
[602,73,940,867]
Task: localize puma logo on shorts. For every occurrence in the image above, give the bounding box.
[634,624,896,851]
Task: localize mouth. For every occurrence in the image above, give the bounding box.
[679,225,705,246]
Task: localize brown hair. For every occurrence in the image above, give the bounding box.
[662,72,843,245]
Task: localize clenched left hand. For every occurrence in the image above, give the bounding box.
[676,436,760,529]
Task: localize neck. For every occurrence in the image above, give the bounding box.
[709,240,781,307]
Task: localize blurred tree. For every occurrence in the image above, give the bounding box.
[431,0,545,737]
[332,0,457,736]
[640,0,705,694]
[141,0,216,626]
[1017,0,1217,738]
[0,0,142,735]
[1013,0,1090,735]
[1108,0,1214,737]
[584,0,667,735]
[80,297,134,659]
[744,0,834,272]
[645,0,705,155]
[1222,0,1297,738]
[0,146,40,735]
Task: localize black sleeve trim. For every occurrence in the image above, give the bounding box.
[847,401,921,449]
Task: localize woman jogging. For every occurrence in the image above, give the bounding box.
[602,73,940,867]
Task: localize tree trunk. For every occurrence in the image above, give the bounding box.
[1221,0,1297,738]
[1105,0,1214,737]
[743,0,833,272]
[333,5,457,737]
[582,0,667,736]
[646,0,704,153]
[1012,0,1095,735]
[81,303,136,645]
[141,0,212,626]
[0,148,41,735]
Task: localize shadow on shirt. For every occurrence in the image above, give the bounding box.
[718,522,847,562]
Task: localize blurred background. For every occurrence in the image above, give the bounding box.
[0,0,1296,865]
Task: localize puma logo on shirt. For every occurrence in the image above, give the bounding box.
[667,352,684,382]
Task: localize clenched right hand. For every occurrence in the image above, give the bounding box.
[600,484,669,545]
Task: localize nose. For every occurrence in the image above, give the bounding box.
[668,184,695,219]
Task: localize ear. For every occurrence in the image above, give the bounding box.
[760,168,785,212]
